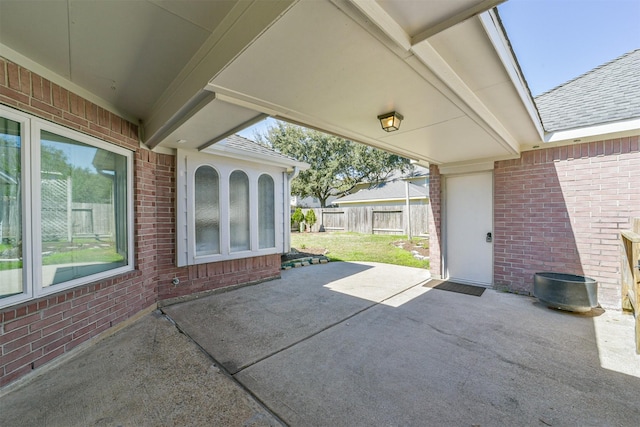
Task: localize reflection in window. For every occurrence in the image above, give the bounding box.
[229,170,250,252]
[258,174,275,249]
[194,166,220,256]
[40,130,128,287]
[0,117,22,299]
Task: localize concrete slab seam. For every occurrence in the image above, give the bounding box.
[228,277,432,375]
[156,309,288,426]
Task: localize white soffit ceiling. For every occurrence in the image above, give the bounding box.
[0,0,234,119]
[198,0,524,164]
[0,0,540,166]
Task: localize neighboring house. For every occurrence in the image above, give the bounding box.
[330,179,429,236]
[291,195,338,208]
[344,164,429,195]
[292,164,429,208]
[0,0,638,388]
[335,180,428,207]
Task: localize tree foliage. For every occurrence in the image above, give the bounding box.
[257,122,410,207]
[291,207,305,226]
[304,209,317,229]
[0,137,112,203]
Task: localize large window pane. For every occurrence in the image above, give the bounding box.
[40,130,128,287]
[0,117,22,298]
[195,166,220,256]
[258,174,275,249]
[229,170,249,252]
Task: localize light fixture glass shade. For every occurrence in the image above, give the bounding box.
[377,111,403,132]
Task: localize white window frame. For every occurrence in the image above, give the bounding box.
[0,105,134,309]
[258,173,276,250]
[176,149,284,267]
[228,169,251,254]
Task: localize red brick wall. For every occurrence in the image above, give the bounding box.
[428,165,442,279]
[0,57,154,387]
[157,254,282,301]
[0,58,282,387]
[494,137,640,307]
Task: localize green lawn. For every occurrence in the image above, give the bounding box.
[290,232,429,269]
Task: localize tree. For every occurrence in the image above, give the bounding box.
[257,122,410,207]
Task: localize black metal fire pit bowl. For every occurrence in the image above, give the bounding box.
[533,272,598,313]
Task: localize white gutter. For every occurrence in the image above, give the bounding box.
[544,117,640,144]
[283,166,300,253]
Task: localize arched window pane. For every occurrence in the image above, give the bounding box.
[195,166,219,256]
[229,170,249,251]
[258,174,275,249]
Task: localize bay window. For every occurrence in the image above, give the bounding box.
[176,150,282,267]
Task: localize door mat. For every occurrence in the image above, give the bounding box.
[423,280,486,297]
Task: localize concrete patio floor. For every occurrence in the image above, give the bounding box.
[1,262,639,426]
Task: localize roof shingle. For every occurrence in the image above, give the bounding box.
[335,180,428,204]
[535,49,640,132]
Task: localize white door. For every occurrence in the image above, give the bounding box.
[445,171,493,286]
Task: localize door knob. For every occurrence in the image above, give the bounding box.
[486,232,492,243]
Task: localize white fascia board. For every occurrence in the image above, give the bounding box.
[410,41,520,155]
[0,44,138,124]
[478,11,545,141]
[411,0,505,44]
[348,0,412,50]
[544,118,640,144]
[145,0,296,146]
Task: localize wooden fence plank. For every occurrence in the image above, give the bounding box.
[296,204,429,236]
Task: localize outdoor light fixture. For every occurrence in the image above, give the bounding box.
[377,111,403,132]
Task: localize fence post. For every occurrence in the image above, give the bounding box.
[405,180,412,239]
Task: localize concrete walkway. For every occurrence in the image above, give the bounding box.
[2,262,639,426]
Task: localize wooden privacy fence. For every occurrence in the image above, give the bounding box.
[297,204,429,236]
[621,217,640,354]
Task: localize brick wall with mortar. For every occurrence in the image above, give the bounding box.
[0,58,282,387]
[428,165,442,280]
[494,137,640,308]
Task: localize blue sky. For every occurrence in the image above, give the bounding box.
[239,0,640,139]
[499,0,640,96]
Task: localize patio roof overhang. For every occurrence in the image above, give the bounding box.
[0,0,544,167]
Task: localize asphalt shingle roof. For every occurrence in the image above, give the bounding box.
[213,134,300,164]
[384,164,430,181]
[335,180,428,204]
[535,49,640,132]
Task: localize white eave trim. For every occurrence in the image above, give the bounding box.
[544,117,640,144]
[478,10,545,140]
[203,145,309,171]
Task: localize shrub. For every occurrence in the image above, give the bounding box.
[305,209,317,230]
[291,207,305,227]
